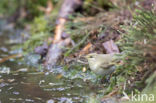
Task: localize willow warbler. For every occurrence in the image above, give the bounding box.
[85,53,117,76]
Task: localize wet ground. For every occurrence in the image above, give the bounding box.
[0,20,102,103]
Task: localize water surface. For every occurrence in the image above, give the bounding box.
[0,21,101,103]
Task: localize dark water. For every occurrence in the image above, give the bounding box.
[0,21,101,103]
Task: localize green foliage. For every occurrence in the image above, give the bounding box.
[22,15,56,53]
[17,0,62,53]
[110,9,156,93]
[25,0,58,17]
[119,9,156,73]
[0,0,59,17]
[64,14,105,56]
[0,0,18,16]
[83,0,113,14]
[31,17,49,33]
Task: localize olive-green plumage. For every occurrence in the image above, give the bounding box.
[85,53,117,76]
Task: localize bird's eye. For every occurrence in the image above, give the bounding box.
[89,56,93,58]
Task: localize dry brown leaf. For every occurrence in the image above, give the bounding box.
[79,42,92,56]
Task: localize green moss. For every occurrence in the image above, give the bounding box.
[0,0,18,16]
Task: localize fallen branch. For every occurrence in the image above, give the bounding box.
[0,54,23,64]
[44,38,71,67]
[45,0,83,67]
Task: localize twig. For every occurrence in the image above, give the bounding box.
[0,54,23,64]
[64,31,90,56]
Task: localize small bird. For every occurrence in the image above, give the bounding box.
[85,53,117,76]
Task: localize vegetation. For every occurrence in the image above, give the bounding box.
[110,9,156,96]
[18,0,156,98]
[0,0,156,102]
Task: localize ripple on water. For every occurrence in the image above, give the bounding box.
[0,25,102,103]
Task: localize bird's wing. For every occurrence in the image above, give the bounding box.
[99,56,114,69]
[95,54,115,69]
[99,62,114,70]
